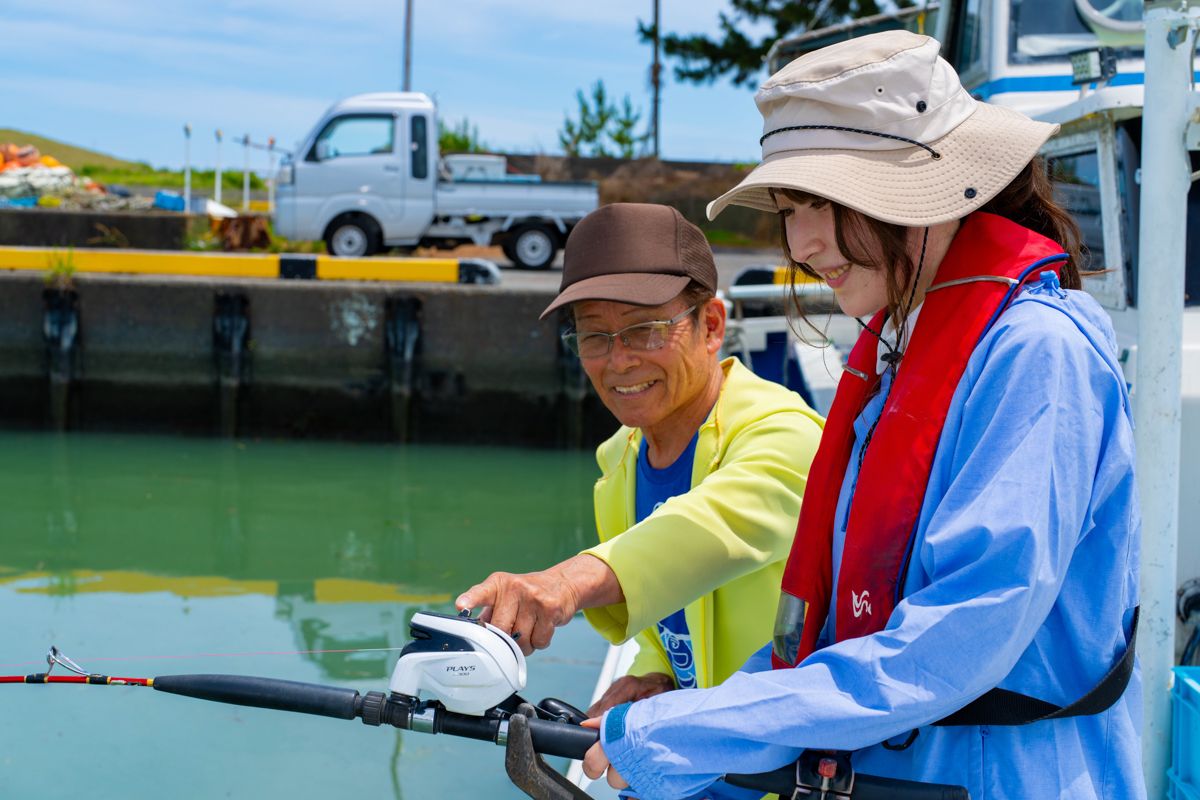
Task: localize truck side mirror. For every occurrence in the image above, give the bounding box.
[314,141,332,161]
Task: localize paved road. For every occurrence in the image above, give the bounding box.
[492,248,787,292]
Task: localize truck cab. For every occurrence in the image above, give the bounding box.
[275,93,437,258]
[274,93,598,268]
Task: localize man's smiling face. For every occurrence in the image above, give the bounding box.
[572,296,723,441]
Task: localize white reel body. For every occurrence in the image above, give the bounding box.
[389,611,527,715]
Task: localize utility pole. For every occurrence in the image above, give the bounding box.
[403,0,414,91]
[651,0,661,158]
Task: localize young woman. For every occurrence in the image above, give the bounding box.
[581,30,1143,800]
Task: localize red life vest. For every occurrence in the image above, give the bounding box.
[772,213,1067,670]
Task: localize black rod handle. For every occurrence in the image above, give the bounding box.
[153,674,361,720]
[432,710,601,759]
[525,717,600,759]
[439,710,503,743]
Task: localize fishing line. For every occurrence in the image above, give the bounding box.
[0,646,407,671]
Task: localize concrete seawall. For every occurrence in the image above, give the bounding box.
[0,209,189,249]
[0,271,617,447]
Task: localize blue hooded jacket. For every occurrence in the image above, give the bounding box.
[600,276,1144,800]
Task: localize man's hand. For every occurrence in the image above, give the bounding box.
[586,672,674,717]
[455,553,622,655]
[581,717,629,790]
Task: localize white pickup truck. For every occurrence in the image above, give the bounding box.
[273,93,599,268]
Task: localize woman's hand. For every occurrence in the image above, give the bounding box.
[581,717,628,790]
[586,672,674,716]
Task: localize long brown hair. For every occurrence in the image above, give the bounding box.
[778,157,1085,331]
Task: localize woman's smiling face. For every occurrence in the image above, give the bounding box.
[777,194,891,319]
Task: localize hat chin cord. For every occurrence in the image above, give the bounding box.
[855,225,930,373]
[849,225,928,477]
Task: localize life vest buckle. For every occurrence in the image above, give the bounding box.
[791,750,855,800]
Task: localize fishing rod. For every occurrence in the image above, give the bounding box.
[9,613,970,800]
[0,646,154,685]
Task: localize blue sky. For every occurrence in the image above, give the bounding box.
[5,1,775,170]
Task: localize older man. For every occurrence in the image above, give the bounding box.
[456,203,823,712]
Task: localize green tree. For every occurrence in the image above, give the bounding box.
[438,117,488,153]
[638,0,914,88]
[559,80,649,158]
[559,81,617,157]
[609,95,649,159]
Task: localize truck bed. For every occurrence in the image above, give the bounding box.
[434,178,598,219]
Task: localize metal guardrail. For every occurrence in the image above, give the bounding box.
[725,282,832,301]
[725,264,831,302]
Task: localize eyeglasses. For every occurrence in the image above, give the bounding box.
[562,305,698,359]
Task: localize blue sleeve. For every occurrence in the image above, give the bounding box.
[738,642,773,674]
[600,303,1123,800]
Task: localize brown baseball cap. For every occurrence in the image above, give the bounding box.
[539,203,717,319]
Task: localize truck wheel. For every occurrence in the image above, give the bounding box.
[325,217,380,257]
[508,224,557,270]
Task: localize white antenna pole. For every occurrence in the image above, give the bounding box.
[214,129,224,206]
[267,137,277,214]
[242,134,251,212]
[183,124,192,215]
[1136,1,1195,795]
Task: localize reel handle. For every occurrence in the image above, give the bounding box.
[537,697,588,725]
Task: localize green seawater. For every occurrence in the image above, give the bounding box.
[0,432,608,799]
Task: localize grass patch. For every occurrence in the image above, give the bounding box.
[44,249,77,289]
[0,128,137,171]
[79,164,265,191]
[184,216,324,254]
[1,130,268,192]
[704,228,764,249]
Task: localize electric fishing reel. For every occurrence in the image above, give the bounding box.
[388,610,527,714]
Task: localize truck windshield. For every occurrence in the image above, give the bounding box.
[1009,0,1142,63]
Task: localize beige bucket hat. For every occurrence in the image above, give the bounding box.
[707,30,1059,226]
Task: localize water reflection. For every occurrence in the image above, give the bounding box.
[1,432,594,685]
[1,432,604,800]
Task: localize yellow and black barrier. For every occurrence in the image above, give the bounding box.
[0,247,500,285]
[730,264,824,286]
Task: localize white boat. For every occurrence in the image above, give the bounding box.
[768,0,1200,667]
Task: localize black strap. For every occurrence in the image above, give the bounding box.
[758,124,943,160]
[934,606,1139,726]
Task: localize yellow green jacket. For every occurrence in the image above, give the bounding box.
[582,357,824,688]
